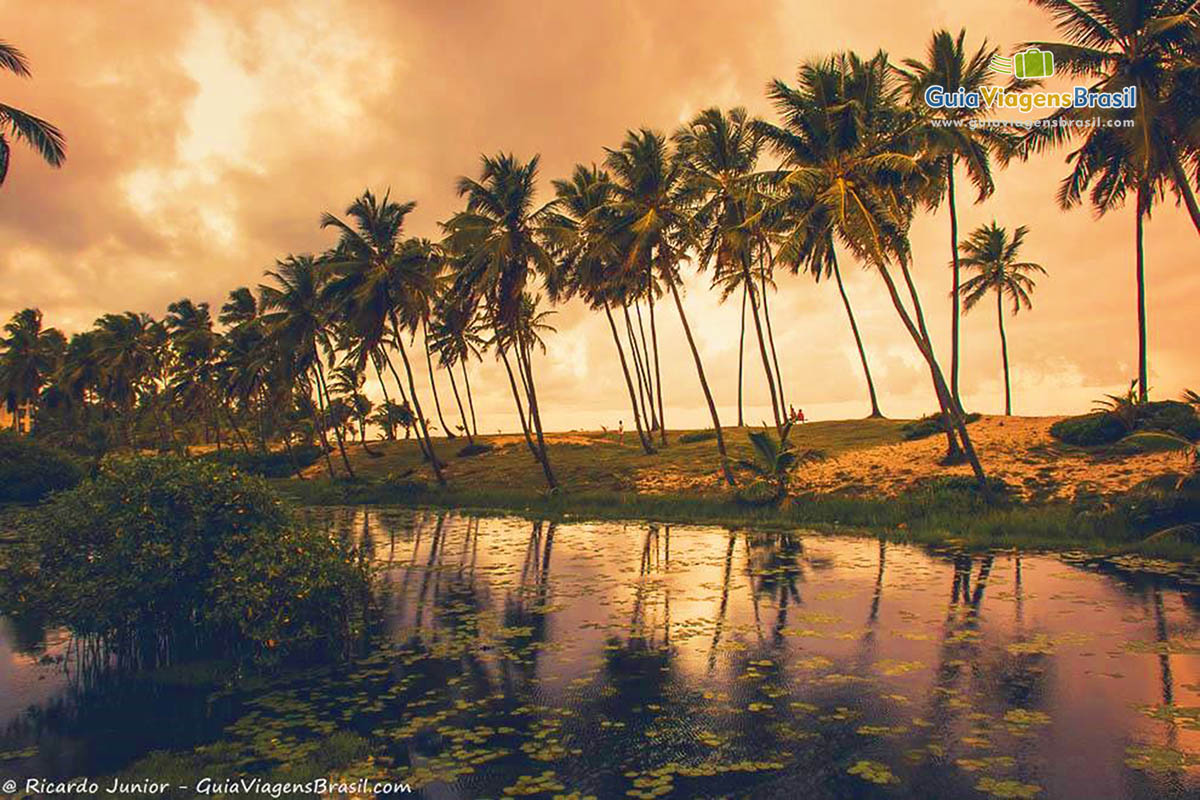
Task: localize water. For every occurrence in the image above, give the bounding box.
[2,507,1200,798]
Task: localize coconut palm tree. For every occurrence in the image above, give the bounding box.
[898,29,1012,408]
[758,51,992,495]
[602,128,737,485]
[1014,0,1200,402]
[428,292,486,445]
[958,223,1047,416]
[545,163,656,454]
[91,311,167,448]
[675,107,787,430]
[329,362,379,455]
[0,308,63,432]
[0,39,65,186]
[320,189,445,484]
[443,153,558,489]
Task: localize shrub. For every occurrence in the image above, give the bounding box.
[1049,412,1127,446]
[678,430,717,444]
[2,456,367,665]
[1136,400,1200,441]
[202,444,323,477]
[901,412,982,441]
[0,431,83,503]
[456,442,494,458]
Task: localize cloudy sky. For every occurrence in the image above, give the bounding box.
[1,0,1196,432]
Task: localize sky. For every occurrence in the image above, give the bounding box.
[1,0,1196,433]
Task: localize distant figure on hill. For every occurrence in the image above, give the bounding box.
[618,420,624,443]
[789,405,805,424]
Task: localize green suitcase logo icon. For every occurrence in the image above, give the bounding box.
[1013,48,1054,79]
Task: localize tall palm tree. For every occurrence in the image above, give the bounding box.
[443,153,559,489]
[1014,0,1200,401]
[603,129,737,484]
[0,39,65,186]
[0,308,62,432]
[91,311,166,448]
[898,29,1011,408]
[958,223,1046,416]
[320,189,445,484]
[759,51,992,495]
[429,292,486,445]
[329,362,379,455]
[675,107,787,430]
[545,162,656,454]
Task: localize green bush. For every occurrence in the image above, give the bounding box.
[202,444,323,477]
[678,430,717,444]
[456,442,495,458]
[1136,400,1200,440]
[1049,412,1127,446]
[0,431,83,503]
[2,456,367,665]
[901,412,982,441]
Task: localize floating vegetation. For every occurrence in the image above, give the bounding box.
[975,777,1043,798]
[847,759,900,785]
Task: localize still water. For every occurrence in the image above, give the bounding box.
[3,507,1200,799]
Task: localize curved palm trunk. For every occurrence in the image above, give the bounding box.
[500,348,538,460]
[832,254,883,417]
[307,371,336,478]
[392,320,446,486]
[604,301,655,454]
[760,254,786,414]
[877,263,990,501]
[446,364,474,446]
[996,290,1012,416]
[461,362,478,436]
[1166,145,1200,235]
[737,283,747,427]
[380,349,428,460]
[741,258,783,431]
[633,299,660,433]
[313,359,355,478]
[947,158,963,408]
[423,318,455,438]
[1136,186,1149,403]
[623,304,655,431]
[899,253,963,459]
[358,415,379,455]
[514,343,557,490]
[666,277,735,487]
[649,289,666,445]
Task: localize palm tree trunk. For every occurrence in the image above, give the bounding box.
[394,336,445,485]
[741,258,783,431]
[461,361,478,436]
[514,343,557,490]
[379,348,427,460]
[500,348,538,459]
[666,277,735,487]
[1166,144,1200,235]
[947,157,963,408]
[281,431,305,480]
[832,253,882,417]
[623,303,655,431]
[878,263,990,500]
[358,415,379,455]
[222,401,252,453]
[307,372,336,478]
[649,288,666,445]
[737,282,747,427]
[604,301,655,454]
[446,363,474,446]
[1136,185,1149,403]
[314,359,355,478]
[423,318,455,438]
[997,290,1012,416]
[634,299,660,432]
[760,253,786,414]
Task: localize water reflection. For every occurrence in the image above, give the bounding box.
[1,508,1198,799]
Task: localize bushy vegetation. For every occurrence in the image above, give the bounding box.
[0,430,83,503]
[677,430,717,444]
[2,456,368,666]
[201,444,323,478]
[1051,399,1200,447]
[901,412,982,441]
[1049,412,1128,446]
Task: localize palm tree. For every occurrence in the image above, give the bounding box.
[0,39,65,186]
[1013,0,1200,401]
[91,312,166,448]
[330,362,379,455]
[259,254,355,479]
[603,129,737,485]
[0,308,62,432]
[898,29,1011,408]
[958,223,1047,416]
[443,153,559,489]
[675,107,787,430]
[428,292,485,445]
[545,163,656,454]
[759,51,992,495]
[319,189,445,484]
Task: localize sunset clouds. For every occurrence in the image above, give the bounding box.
[1,0,1196,431]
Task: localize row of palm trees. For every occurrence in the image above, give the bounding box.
[3,2,1197,497]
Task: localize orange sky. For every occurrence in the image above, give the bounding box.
[1,0,1196,432]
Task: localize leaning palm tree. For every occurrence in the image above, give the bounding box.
[898,29,1013,408]
[443,153,559,489]
[603,128,738,485]
[1012,0,1200,401]
[674,107,787,430]
[0,39,65,186]
[759,51,992,495]
[958,223,1047,416]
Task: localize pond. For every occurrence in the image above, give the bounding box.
[2,508,1200,799]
